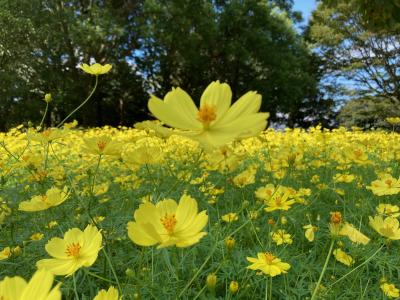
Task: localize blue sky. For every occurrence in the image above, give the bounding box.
[293,0,318,25]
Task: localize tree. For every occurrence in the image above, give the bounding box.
[309,1,400,105]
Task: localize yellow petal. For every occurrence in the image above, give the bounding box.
[200,81,232,121]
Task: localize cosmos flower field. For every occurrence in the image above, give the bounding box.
[1,124,400,299]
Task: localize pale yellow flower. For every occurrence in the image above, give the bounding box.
[127,194,208,248]
[339,223,370,245]
[80,63,112,76]
[19,187,69,212]
[221,212,239,223]
[333,248,354,266]
[0,269,61,300]
[82,136,122,156]
[93,286,119,300]
[0,247,11,260]
[271,229,293,245]
[303,224,317,242]
[247,252,290,277]
[369,215,400,239]
[148,81,269,149]
[381,282,400,298]
[367,174,400,196]
[36,225,102,276]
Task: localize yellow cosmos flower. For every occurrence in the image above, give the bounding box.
[333,248,353,266]
[80,63,112,76]
[30,232,44,241]
[303,224,317,242]
[338,223,370,245]
[93,286,119,300]
[232,166,257,187]
[148,81,269,149]
[369,215,400,240]
[246,252,290,277]
[27,128,69,144]
[19,187,69,212]
[0,269,61,300]
[386,117,400,125]
[127,194,208,248]
[221,212,239,223]
[376,203,400,218]
[82,136,122,156]
[36,224,102,276]
[367,174,400,196]
[381,282,400,298]
[271,229,293,245]
[0,246,11,260]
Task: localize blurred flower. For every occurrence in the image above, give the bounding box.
[127,194,208,248]
[224,237,236,250]
[0,269,61,300]
[0,247,11,260]
[221,212,239,223]
[369,215,400,240]
[36,224,102,276]
[246,252,290,277]
[376,204,400,218]
[82,136,122,156]
[93,286,119,300]
[381,281,400,298]
[80,63,112,76]
[44,93,52,103]
[271,229,293,246]
[303,224,317,242]
[367,174,400,196]
[148,81,269,149]
[333,248,353,266]
[229,281,239,294]
[30,233,44,241]
[386,117,400,125]
[206,273,217,291]
[19,187,69,212]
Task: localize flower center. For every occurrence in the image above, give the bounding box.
[330,211,342,224]
[161,214,177,234]
[41,195,49,203]
[42,130,51,137]
[65,243,81,257]
[385,179,393,187]
[274,197,282,206]
[97,141,107,151]
[263,252,275,264]
[197,104,217,128]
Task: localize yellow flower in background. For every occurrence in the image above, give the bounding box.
[386,117,400,125]
[80,63,112,76]
[339,223,370,245]
[36,224,102,276]
[93,286,119,300]
[82,136,122,156]
[246,252,290,277]
[221,212,239,223]
[367,174,400,196]
[232,166,257,187]
[0,269,61,300]
[19,187,69,212]
[333,248,353,266]
[27,128,69,144]
[369,215,400,240]
[229,281,239,294]
[303,224,317,242]
[381,282,400,298]
[376,203,400,218]
[30,232,44,241]
[127,194,208,248]
[148,81,269,149]
[0,246,11,260]
[271,229,293,245]
[44,93,52,103]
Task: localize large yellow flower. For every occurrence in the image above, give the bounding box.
[93,286,119,300]
[246,252,290,277]
[36,225,102,276]
[18,187,69,212]
[0,269,61,300]
[148,81,269,149]
[369,215,400,240]
[127,194,208,248]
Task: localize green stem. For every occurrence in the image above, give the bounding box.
[39,101,49,129]
[269,277,272,300]
[57,76,98,128]
[102,247,122,294]
[72,272,80,300]
[84,269,117,285]
[311,239,335,300]
[265,277,268,300]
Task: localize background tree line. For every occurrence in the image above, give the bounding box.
[0,0,399,131]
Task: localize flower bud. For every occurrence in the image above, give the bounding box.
[206,273,217,291]
[229,281,239,294]
[225,237,236,251]
[44,93,52,103]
